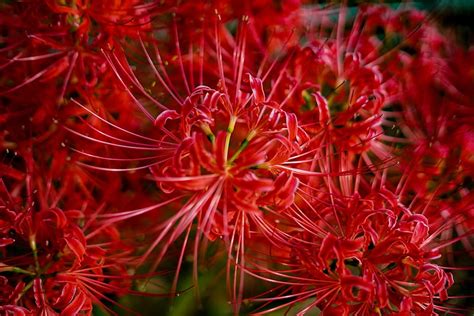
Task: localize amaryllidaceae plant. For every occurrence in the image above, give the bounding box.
[1,1,473,315]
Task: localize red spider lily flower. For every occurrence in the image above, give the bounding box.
[1,183,103,314]
[276,5,436,170]
[0,0,158,103]
[389,32,474,258]
[0,151,169,315]
[243,160,467,315]
[65,13,337,312]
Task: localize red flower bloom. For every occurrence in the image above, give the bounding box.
[0,153,149,315]
[245,166,457,315]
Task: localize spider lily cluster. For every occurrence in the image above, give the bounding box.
[0,1,473,315]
